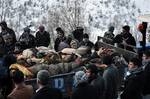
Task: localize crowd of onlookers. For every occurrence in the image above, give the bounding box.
[0,20,150,99]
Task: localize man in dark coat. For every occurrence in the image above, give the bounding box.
[102,55,119,99]
[19,27,36,49]
[1,54,17,98]
[32,70,62,99]
[0,21,17,53]
[103,26,115,45]
[72,27,84,43]
[142,50,150,99]
[0,21,16,45]
[72,69,100,99]
[85,64,105,99]
[54,27,66,52]
[35,25,50,47]
[71,81,99,99]
[3,33,16,54]
[121,57,144,99]
[79,33,94,49]
[113,25,136,52]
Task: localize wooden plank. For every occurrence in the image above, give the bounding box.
[98,41,138,60]
[98,36,136,49]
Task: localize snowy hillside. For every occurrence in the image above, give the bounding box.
[0,0,150,42]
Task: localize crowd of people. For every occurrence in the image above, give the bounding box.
[0,20,150,99]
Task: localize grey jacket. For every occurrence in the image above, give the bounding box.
[103,65,119,99]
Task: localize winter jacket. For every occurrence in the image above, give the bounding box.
[0,57,7,79]
[103,65,119,99]
[19,32,36,49]
[71,81,99,99]
[121,68,144,99]
[1,27,16,44]
[113,33,136,52]
[79,40,94,48]
[143,62,150,95]
[103,31,114,45]
[54,37,66,52]
[91,76,105,99]
[32,86,62,99]
[35,31,50,47]
[124,33,136,51]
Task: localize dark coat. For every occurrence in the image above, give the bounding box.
[1,27,16,45]
[72,29,83,42]
[4,44,15,54]
[103,65,119,99]
[121,68,144,99]
[143,62,150,95]
[91,76,105,99]
[19,32,36,49]
[113,33,136,52]
[113,34,124,48]
[79,40,94,48]
[54,37,66,52]
[32,86,62,99]
[1,28,16,53]
[71,81,99,99]
[0,35,5,48]
[35,31,50,47]
[103,31,114,45]
[124,33,136,51]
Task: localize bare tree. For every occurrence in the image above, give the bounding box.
[47,0,86,35]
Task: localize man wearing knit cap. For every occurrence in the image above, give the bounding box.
[32,70,62,99]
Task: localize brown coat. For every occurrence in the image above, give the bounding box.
[7,85,33,99]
